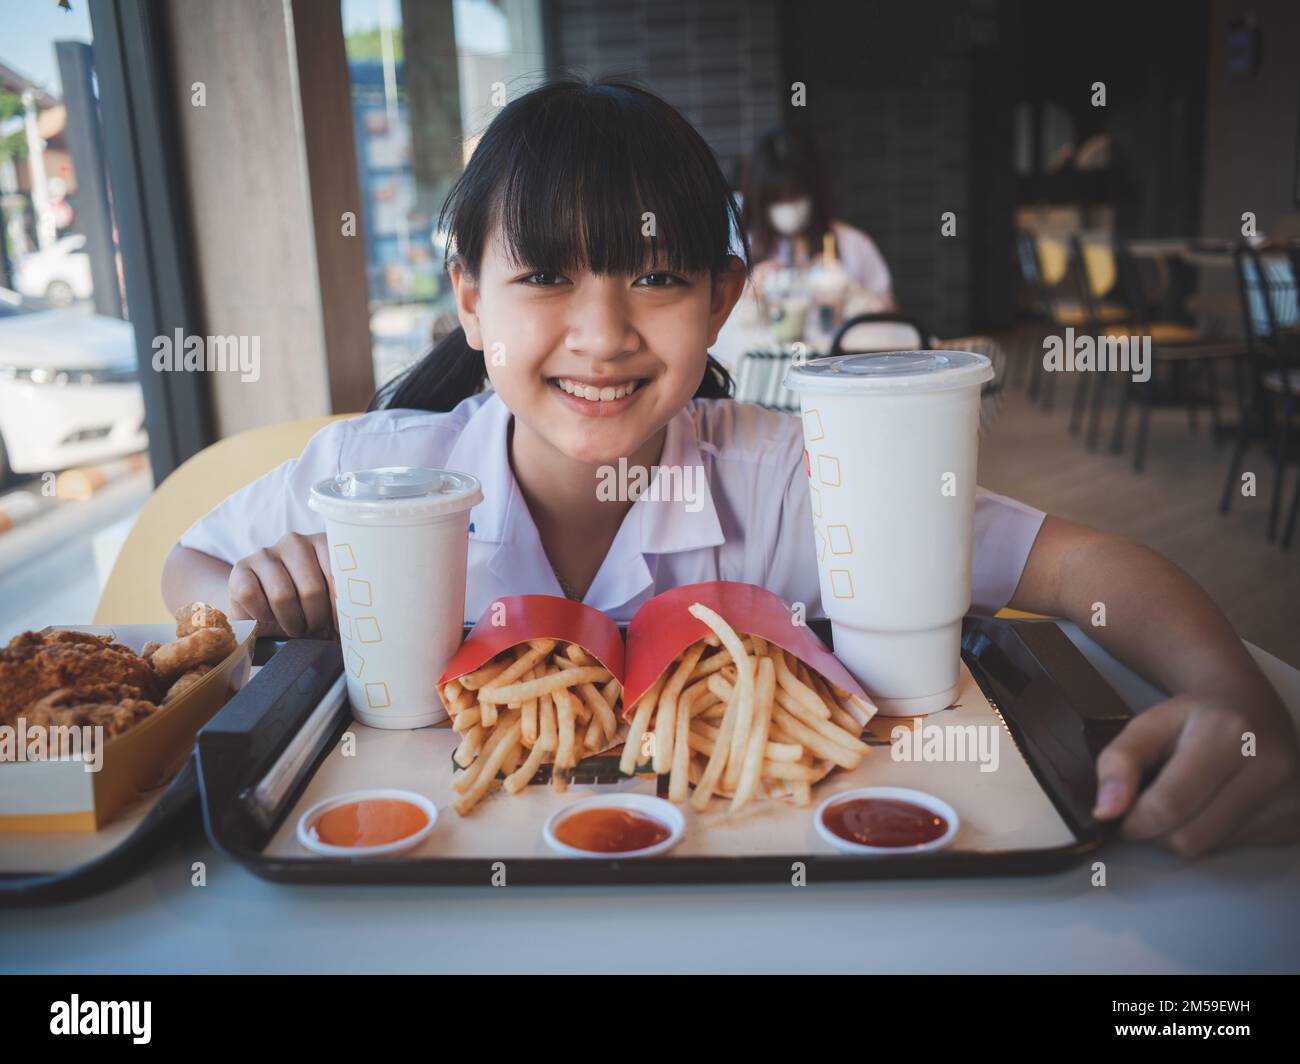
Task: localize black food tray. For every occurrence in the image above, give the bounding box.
[195,617,1135,886]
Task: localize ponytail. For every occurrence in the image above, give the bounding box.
[368,327,486,413]
[370,326,735,412]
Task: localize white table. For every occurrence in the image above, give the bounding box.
[4,623,1298,974]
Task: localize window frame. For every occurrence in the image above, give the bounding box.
[89,0,213,481]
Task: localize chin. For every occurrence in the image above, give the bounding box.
[561,431,639,468]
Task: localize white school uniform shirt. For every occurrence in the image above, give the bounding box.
[179,391,1047,624]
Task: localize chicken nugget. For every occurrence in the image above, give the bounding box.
[163,665,213,704]
[174,602,231,637]
[150,627,236,683]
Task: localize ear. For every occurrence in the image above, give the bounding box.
[449,260,484,350]
[705,255,748,347]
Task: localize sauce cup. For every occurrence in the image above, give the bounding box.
[297,788,438,858]
[815,786,959,855]
[543,794,684,859]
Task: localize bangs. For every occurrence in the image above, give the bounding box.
[441,80,745,279]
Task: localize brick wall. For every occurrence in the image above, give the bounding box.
[549,0,783,183]
[550,0,1008,335]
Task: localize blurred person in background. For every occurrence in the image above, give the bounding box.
[741,127,895,313]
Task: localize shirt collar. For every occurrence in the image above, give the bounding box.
[443,392,514,544]
[634,402,726,555]
[443,392,727,601]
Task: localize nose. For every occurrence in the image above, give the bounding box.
[564,278,639,361]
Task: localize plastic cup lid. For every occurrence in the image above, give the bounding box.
[309,467,482,523]
[784,350,994,394]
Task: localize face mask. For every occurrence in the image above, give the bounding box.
[768,197,812,236]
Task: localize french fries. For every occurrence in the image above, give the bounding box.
[439,639,621,814]
[627,604,876,814]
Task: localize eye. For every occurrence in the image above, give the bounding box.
[634,272,687,288]
[518,271,568,286]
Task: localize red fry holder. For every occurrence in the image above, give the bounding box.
[439,595,624,687]
[622,581,873,719]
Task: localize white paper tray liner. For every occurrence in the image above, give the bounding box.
[265,661,1076,860]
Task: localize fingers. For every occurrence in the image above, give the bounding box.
[228,562,285,638]
[234,548,307,637]
[1092,699,1189,820]
[309,533,339,636]
[1120,701,1246,842]
[277,533,333,637]
[1152,757,1264,857]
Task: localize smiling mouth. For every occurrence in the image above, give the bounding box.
[548,377,646,402]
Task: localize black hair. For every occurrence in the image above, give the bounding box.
[371,77,748,413]
[741,127,834,264]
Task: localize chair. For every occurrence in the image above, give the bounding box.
[1218,244,1300,546]
[1101,241,1242,468]
[828,311,930,355]
[93,414,355,624]
[1017,232,1129,411]
[732,312,930,412]
[833,314,1008,434]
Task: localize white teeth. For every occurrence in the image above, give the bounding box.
[553,378,641,401]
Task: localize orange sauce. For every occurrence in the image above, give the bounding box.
[309,799,428,847]
[555,807,671,853]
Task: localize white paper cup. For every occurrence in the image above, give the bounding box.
[785,351,993,715]
[309,467,482,729]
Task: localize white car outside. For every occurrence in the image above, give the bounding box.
[0,309,146,481]
[12,234,95,307]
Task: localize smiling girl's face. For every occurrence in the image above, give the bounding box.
[452,228,745,467]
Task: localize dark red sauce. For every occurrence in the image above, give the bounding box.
[824,797,948,847]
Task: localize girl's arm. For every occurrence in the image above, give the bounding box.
[1009,515,1300,855]
[162,545,236,615]
[161,534,337,640]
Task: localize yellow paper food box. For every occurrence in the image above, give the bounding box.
[0,620,256,832]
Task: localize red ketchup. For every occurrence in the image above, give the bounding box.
[555,807,671,853]
[823,797,948,847]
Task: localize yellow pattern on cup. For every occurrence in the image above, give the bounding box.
[829,569,855,599]
[346,645,365,677]
[827,523,853,555]
[816,454,841,487]
[803,408,825,442]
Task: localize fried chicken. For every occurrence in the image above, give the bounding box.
[19,688,159,738]
[0,602,237,736]
[0,631,164,723]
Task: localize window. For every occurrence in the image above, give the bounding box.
[0,1,150,635]
[342,0,547,389]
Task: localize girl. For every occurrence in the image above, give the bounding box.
[742,127,894,310]
[163,78,1298,857]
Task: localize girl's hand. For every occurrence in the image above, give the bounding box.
[228,532,337,640]
[1093,692,1300,856]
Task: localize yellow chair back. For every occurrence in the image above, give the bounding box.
[1036,237,1070,286]
[1081,242,1116,297]
[94,414,355,624]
